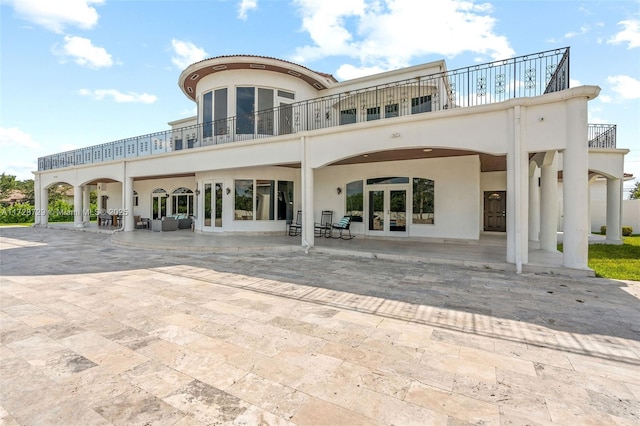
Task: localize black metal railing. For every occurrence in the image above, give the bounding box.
[38,47,572,171]
[588,124,617,149]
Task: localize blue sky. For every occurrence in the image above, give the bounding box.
[1,0,639,196]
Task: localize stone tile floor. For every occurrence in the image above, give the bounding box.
[0,226,639,425]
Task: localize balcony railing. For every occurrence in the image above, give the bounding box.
[38,47,571,171]
[588,124,617,149]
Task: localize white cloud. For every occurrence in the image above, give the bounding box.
[238,0,258,20]
[335,63,385,80]
[8,0,103,33]
[564,25,589,39]
[607,75,640,100]
[79,89,157,104]
[0,127,41,150]
[171,39,208,69]
[290,0,513,76]
[54,36,113,69]
[0,127,41,180]
[608,19,640,49]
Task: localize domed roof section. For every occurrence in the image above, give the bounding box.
[178,54,338,101]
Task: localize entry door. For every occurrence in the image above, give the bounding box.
[367,186,408,236]
[203,182,223,230]
[484,191,506,232]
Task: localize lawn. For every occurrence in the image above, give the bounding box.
[561,235,640,281]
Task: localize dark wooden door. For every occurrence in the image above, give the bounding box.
[484,191,506,232]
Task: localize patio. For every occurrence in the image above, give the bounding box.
[46,221,595,277]
[0,226,638,425]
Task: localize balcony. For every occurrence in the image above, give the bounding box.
[38,47,572,171]
[588,124,617,149]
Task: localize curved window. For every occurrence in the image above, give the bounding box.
[172,187,194,216]
[346,180,363,222]
[412,178,434,224]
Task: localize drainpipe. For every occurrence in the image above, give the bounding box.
[514,106,523,273]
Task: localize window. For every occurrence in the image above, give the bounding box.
[277,181,294,221]
[411,95,432,114]
[204,184,212,226]
[234,179,293,221]
[172,187,194,216]
[367,177,409,185]
[214,88,228,135]
[255,180,275,220]
[278,90,295,99]
[366,107,380,121]
[340,108,357,125]
[237,87,255,134]
[203,91,213,137]
[257,88,274,135]
[412,178,434,224]
[235,179,253,220]
[346,180,363,222]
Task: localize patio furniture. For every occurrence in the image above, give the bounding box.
[329,216,354,239]
[287,210,302,236]
[98,211,111,226]
[134,215,149,229]
[314,210,333,237]
[151,216,178,232]
[176,216,193,229]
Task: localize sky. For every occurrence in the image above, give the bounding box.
[1,0,639,197]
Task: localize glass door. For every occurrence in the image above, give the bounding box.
[203,182,223,230]
[367,185,408,236]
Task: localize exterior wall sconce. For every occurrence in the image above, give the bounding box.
[195,189,200,195]
[165,193,170,198]
[336,187,342,194]
[226,187,231,195]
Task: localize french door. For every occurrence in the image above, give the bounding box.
[203,182,223,230]
[367,185,408,236]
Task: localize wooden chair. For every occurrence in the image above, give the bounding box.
[287,210,302,236]
[314,210,333,237]
[330,216,354,239]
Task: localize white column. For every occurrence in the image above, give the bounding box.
[506,106,528,271]
[38,181,49,227]
[74,185,84,227]
[124,176,134,231]
[528,164,540,242]
[83,185,90,224]
[562,99,589,269]
[605,177,622,242]
[539,151,558,251]
[300,136,314,251]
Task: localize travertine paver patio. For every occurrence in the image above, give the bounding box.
[1,226,639,425]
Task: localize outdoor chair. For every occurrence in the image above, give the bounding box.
[314,210,333,237]
[98,211,111,226]
[330,216,354,239]
[287,210,302,236]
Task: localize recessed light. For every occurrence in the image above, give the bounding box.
[423,148,432,152]
[363,154,369,157]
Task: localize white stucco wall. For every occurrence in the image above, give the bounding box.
[314,155,481,240]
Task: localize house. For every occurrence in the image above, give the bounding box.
[0,190,26,207]
[33,47,629,273]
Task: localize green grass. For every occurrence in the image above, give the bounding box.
[560,236,640,281]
